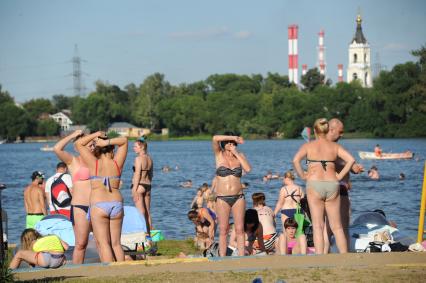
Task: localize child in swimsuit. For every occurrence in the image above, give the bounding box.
[9,228,69,269]
[277,218,307,255]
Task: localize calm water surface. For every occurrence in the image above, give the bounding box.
[1,139,425,244]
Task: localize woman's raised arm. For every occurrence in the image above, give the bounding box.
[53,130,83,165]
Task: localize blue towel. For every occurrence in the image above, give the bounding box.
[35,217,75,246]
[122,206,147,234]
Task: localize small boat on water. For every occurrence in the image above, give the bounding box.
[358,151,413,160]
[0,140,6,144]
[40,144,54,152]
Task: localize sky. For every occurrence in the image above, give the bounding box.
[1,0,425,102]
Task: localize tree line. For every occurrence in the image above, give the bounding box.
[1,45,425,141]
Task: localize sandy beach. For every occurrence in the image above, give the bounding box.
[14,252,426,282]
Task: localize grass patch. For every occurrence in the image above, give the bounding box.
[155,238,201,257]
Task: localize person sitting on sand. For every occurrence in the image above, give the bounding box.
[252,193,278,253]
[188,208,216,250]
[190,188,204,209]
[374,144,382,157]
[368,166,380,180]
[229,209,266,255]
[9,228,69,269]
[277,218,307,255]
[181,179,193,188]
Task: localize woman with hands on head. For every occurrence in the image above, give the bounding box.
[75,131,128,263]
[293,118,354,254]
[53,129,94,264]
[212,133,251,256]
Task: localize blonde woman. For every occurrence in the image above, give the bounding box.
[293,118,354,254]
[273,171,304,225]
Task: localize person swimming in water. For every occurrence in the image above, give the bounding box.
[212,133,251,256]
[293,118,355,254]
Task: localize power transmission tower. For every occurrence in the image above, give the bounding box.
[373,52,382,78]
[72,44,87,96]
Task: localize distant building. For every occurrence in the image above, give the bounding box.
[108,122,149,138]
[50,112,73,131]
[347,13,372,87]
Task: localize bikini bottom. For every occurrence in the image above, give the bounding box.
[70,205,89,225]
[87,201,123,220]
[306,180,339,200]
[216,194,245,207]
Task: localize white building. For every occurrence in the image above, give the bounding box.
[50,112,73,131]
[347,14,372,87]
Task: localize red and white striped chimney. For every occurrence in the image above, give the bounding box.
[288,25,299,84]
[302,64,307,76]
[338,64,343,82]
[317,29,326,77]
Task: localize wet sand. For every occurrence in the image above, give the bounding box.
[14,252,426,282]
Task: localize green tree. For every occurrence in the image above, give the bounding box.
[0,103,30,140]
[22,98,55,120]
[36,119,60,136]
[301,68,328,92]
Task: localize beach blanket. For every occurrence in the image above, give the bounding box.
[35,216,75,246]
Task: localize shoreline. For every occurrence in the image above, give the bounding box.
[13,252,426,282]
[6,136,426,144]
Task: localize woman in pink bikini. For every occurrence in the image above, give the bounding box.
[76,132,128,263]
[54,130,95,264]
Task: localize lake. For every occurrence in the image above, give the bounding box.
[1,138,425,244]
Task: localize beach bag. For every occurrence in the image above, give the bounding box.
[51,174,72,209]
[294,203,310,237]
[203,242,234,257]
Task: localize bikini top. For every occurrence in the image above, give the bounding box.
[216,166,243,178]
[90,159,121,191]
[306,159,335,170]
[32,235,64,253]
[132,166,151,173]
[284,186,302,203]
[72,166,90,182]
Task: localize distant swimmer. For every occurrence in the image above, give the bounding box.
[399,173,405,180]
[162,165,171,173]
[368,166,380,180]
[374,144,382,157]
[24,171,47,229]
[180,179,193,188]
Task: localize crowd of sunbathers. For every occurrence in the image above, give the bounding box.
[11,117,365,269]
[187,117,365,257]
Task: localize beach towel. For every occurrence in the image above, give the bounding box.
[35,216,75,246]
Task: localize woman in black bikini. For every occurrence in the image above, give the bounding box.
[212,133,251,256]
[131,136,154,239]
[273,171,304,225]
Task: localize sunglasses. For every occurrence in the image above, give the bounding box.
[224,141,237,146]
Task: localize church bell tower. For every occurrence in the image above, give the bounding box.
[347,13,372,87]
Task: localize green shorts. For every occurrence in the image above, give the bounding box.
[26,214,44,229]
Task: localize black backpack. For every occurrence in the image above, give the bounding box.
[50,173,72,210]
